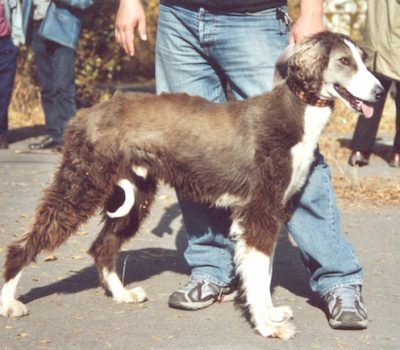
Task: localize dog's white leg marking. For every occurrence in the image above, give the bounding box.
[283,106,331,203]
[0,271,28,318]
[102,268,147,303]
[235,238,295,340]
[132,165,148,179]
[106,179,136,218]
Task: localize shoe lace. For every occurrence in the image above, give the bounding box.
[332,285,360,309]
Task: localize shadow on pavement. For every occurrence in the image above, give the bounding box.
[20,247,188,305]
[19,203,316,312]
[8,125,45,144]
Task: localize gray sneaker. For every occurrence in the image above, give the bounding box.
[168,277,237,310]
[324,285,368,329]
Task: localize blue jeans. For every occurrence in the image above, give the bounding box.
[32,22,77,142]
[155,3,363,296]
[0,37,18,136]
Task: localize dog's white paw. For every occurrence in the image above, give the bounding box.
[268,305,293,323]
[113,286,147,303]
[254,306,295,340]
[0,299,29,318]
[256,320,296,340]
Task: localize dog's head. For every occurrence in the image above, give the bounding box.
[286,31,384,117]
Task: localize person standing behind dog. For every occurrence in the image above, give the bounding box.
[115,0,368,330]
[348,0,400,167]
[22,0,93,150]
[0,0,24,149]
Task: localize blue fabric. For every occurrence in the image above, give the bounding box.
[155,3,363,295]
[32,22,76,141]
[0,37,18,136]
[22,0,92,49]
[56,0,93,10]
[3,0,25,45]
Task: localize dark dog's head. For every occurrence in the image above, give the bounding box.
[283,31,384,117]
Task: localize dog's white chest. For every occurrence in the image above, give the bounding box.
[283,106,331,203]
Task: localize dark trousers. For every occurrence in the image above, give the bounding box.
[351,74,400,154]
[32,22,76,142]
[0,36,18,136]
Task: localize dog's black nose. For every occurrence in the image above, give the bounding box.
[374,86,385,100]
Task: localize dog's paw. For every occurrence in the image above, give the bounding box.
[0,299,29,318]
[128,286,147,303]
[256,321,296,340]
[268,305,293,323]
[113,286,147,303]
[254,306,295,340]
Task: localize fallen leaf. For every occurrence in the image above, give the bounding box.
[16,332,30,339]
[71,255,83,260]
[44,255,57,262]
[76,231,88,236]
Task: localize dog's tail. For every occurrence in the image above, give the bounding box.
[3,129,121,282]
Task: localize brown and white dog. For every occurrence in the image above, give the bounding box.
[0,32,383,339]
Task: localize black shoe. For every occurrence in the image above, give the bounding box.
[29,136,61,150]
[0,135,9,149]
[348,151,370,167]
[389,152,400,167]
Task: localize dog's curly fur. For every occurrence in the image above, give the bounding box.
[0,32,383,339]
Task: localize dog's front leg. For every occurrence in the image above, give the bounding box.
[232,220,295,340]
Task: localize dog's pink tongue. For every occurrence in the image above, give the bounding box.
[359,101,374,118]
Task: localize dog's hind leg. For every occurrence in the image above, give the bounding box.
[232,213,295,340]
[0,150,118,318]
[89,175,157,304]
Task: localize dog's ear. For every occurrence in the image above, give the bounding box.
[287,34,331,95]
[272,44,295,88]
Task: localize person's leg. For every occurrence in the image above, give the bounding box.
[156,4,236,295]
[349,75,391,165]
[0,37,18,147]
[389,80,400,166]
[391,81,400,152]
[50,41,76,141]
[287,154,363,293]
[286,154,367,328]
[31,22,57,141]
[209,8,289,97]
[196,6,368,327]
[210,6,365,303]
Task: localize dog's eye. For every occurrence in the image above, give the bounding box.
[339,57,350,66]
[361,52,368,62]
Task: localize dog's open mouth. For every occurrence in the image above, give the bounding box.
[334,84,374,118]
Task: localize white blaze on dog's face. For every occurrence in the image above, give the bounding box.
[320,39,383,118]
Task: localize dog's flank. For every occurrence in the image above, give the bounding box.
[0,32,383,340]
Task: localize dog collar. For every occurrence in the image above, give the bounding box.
[286,78,334,108]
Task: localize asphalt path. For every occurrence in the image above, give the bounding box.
[0,134,399,350]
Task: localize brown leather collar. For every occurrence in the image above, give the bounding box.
[286,78,334,108]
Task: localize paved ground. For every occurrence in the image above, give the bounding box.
[0,131,399,350]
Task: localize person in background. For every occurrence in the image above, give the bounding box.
[348,0,400,168]
[0,0,24,149]
[22,0,93,150]
[115,0,368,330]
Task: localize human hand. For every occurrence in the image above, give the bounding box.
[115,0,147,56]
[289,0,324,44]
